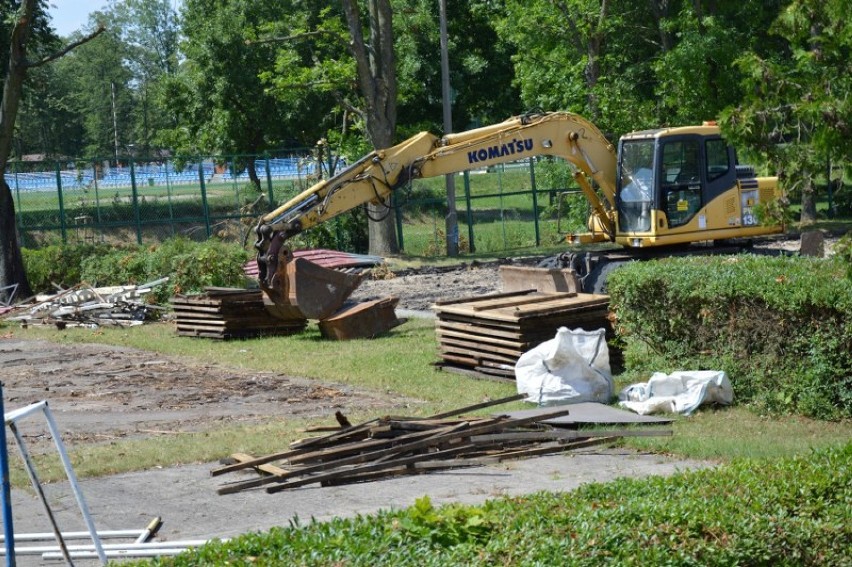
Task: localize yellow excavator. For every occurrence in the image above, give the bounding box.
[254,111,783,312]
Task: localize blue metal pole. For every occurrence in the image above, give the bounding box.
[0,383,16,566]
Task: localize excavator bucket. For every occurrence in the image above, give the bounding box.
[285,257,365,320]
[498,265,580,294]
[260,248,366,321]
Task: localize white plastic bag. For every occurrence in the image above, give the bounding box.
[515,327,613,406]
[618,370,733,415]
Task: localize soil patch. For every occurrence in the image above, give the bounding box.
[0,338,403,452]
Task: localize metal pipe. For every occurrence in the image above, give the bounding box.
[43,548,188,560]
[42,403,107,565]
[133,517,163,544]
[0,383,16,567]
[3,401,47,423]
[6,540,210,555]
[7,423,75,566]
[0,530,146,543]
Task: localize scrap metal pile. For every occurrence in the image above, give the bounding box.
[176,249,400,341]
[1,279,168,328]
[212,395,672,495]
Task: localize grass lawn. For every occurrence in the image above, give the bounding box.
[8,317,850,486]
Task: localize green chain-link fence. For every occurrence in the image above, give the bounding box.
[9,152,590,256]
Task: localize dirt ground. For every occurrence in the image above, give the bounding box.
[0,233,834,563]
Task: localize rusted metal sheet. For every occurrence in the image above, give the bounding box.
[499,402,673,425]
[286,257,365,320]
[244,249,383,278]
[499,265,580,294]
[318,297,401,340]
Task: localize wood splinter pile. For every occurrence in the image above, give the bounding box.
[212,394,672,495]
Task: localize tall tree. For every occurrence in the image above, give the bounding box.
[496,0,657,135]
[160,0,298,190]
[721,0,851,224]
[107,0,180,156]
[54,24,133,161]
[0,0,103,302]
[340,0,399,255]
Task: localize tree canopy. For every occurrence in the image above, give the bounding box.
[3,0,849,216]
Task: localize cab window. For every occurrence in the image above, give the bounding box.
[661,139,701,228]
[706,138,730,181]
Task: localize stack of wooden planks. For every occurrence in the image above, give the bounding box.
[432,290,614,379]
[212,395,671,494]
[171,287,307,339]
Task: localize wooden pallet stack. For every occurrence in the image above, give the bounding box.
[432,290,615,379]
[171,287,307,339]
[212,395,671,494]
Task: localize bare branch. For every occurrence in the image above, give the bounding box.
[26,25,107,68]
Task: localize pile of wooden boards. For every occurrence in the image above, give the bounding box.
[432,289,615,379]
[212,395,672,495]
[171,287,307,339]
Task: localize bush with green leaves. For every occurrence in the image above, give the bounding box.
[607,254,852,419]
[23,237,252,304]
[23,243,114,293]
[127,443,850,566]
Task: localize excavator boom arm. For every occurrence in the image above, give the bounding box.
[254,111,618,301]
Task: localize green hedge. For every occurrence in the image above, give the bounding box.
[607,254,852,420]
[23,238,252,303]
[129,443,851,566]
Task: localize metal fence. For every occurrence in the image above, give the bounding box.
[8,153,586,256]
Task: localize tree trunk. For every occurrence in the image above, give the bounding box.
[0,1,102,302]
[247,155,262,191]
[341,0,399,256]
[0,181,32,302]
[0,0,38,302]
[649,0,673,52]
[799,177,818,224]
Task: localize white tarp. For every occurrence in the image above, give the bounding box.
[515,327,613,406]
[618,370,733,415]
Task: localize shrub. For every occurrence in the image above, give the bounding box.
[23,243,114,292]
[25,238,252,304]
[607,254,852,419]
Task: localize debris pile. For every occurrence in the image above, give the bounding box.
[212,395,671,494]
[432,290,614,379]
[171,287,307,339]
[2,279,168,328]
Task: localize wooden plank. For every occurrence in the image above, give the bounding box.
[499,402,674,425]
[495,437,614,461]
[470,428,672,443]
[439,336,525,358]
[470,292,577,312]
[435,293,609,323]
[436,320,525,341]
[439,344,519,365]
[266,443,481,493]
[437,328,532,350]
[433,289,535,307]
[223,452,290,477]
[220,409,572,494]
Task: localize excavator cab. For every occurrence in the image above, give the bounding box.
[613,125,781,248]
